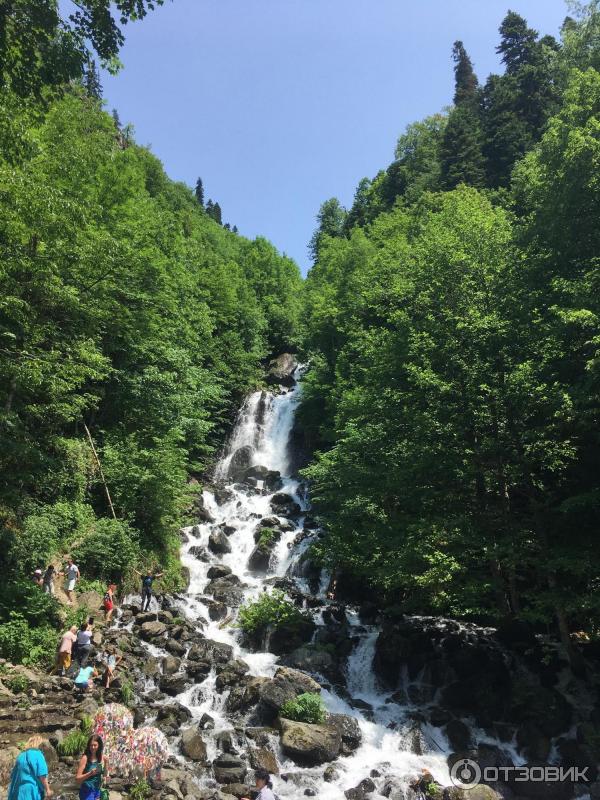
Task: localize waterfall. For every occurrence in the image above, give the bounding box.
[136,368,458,798]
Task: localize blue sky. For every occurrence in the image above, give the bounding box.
[94,0,569,273]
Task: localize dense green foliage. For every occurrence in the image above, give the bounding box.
[280,692,326,725]
[301,5,600,654]
[238,590,311,638]
[0,7,302,666]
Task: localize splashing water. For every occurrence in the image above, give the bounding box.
[137,369,458,798]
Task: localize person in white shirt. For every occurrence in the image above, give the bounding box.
[242,769,276,800]
[65,558,80,604]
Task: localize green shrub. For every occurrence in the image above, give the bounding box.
[280,692,326,724]
[0,616,58,668]
[121,678,134,707]
[73,518,140,581]
[6,674,30,694]
[258,528,277,547]
[238,590,311,637]
[57,729,88,756]
[0,581,62,627]
[129,779,151,800]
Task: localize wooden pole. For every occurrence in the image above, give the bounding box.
[83,422,117,520]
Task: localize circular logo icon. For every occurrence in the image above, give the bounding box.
[450,758,482,789]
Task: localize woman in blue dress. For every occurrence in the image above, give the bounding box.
[8,736,53,800]
[76,735,107,800]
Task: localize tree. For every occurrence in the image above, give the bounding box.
[0,0,168,98]
[212,202,222,225]
[194,177,204,207]
[308,198,347,260]
[440,41,485,189]
[452,40,478,106]
[497,10,538,74]
[112,108,121,128]
[84,59,102,100]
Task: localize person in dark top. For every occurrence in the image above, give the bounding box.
[134,568,164,612]
[76,735,106,800]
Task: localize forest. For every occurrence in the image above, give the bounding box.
[1,0,600,669]
[0,1,302,663]
[300,3,600,655]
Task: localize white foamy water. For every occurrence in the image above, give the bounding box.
[135,369,458,798]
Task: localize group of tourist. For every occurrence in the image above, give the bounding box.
[8,736,276,800]
[51,617,123,690]
[31,558,81,603]
[8,734,106,800]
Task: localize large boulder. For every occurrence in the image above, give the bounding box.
[248,746,279,775]
[216,660,249,691]
[278,718,342,765]
[226,676,269,715]
[266,354,297,387]
[228,446,254,481]
[204,577,245,606]
[180,726,208,761]
[281,645,339,681]
[268,617,316,656]
[270,493,302,518]
[208,530,231,555]
[213,754,247,784]
[188,639,234,665]
[258,667,321,720]
[139,620,167,641]
[328,714,362,754]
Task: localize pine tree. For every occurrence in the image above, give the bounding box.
[205,199,214,217]
[195,177,204,207]
[213,202,222,225]
[232,225,238,234]
[453,41,478,106]
[112,108,121,129]
[498,11,539,75]
[440,41,485,189]
[84,59,102,100]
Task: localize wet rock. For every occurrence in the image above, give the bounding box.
[214,486,234,505]
[220,785,251,800]
[213,754,247,784]
[204,578,245,606]
[258,668,321,720]
[227,677,269,715]
[189,546,210,562]
[207,564,233,579]
[247,542,274,574]
[516,722,551,762]
[209,530,232,555]
[196,495,216,524]
[328,714,362,754]
[199,713,215,730]
[445,719,473,752]
[228,446,254,481]
[165,639,187,657]
[138,620,167,641]
[266,354,297,387]
[162,656,181,675]
[216,660,249,691]
[188,640,233,665]
[159,674,189,696]
[278,718,342,766]
[323,765,339,782]
[281,645,338,680]
[205,598,228,621]
[345,778,376,800]
[135,611,159,624]
[268,618,316,656]
[181,726,208,761]
[270,493,302,518]
[248,746,279,775]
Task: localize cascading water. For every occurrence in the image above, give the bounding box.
[139,367,456,798]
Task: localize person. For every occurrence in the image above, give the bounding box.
[241,769,275,800]
[102,584,116,624]
[76,735,107,800]
[74,664,98,692]
[101,645,122,689]
[134,568,164,612]
[31,569,43,588]
[50,625,78,676]
[74,619,93,667]
[42,565,60,596]
[64,558,80,603]
[8,735,53,800]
